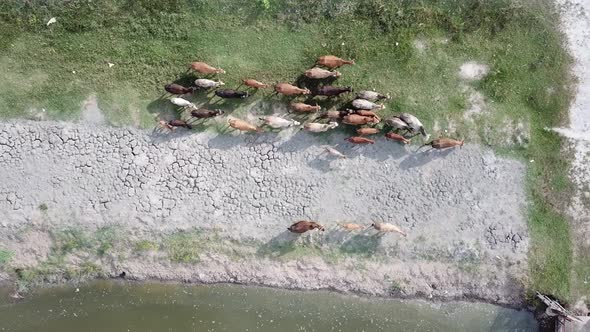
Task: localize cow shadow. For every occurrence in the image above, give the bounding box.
[338,232,383,257]
[256,230,300,258]
[148,126,194,144]
[399,148,456,170]
[295,74,338,93]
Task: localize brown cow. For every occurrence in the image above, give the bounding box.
[385,132,410,144]
[228,118,263,133]
[354,109,380,118]
[158,120,173,131]
[274,83,311,96]
[357,127,380,136]
[316,55,354,69]
[165,83,195,95]
[288,221,325,233]
[243,79,269,89]
[340,223,363,231]
[189,62,225,74]
[418,138,464,151]
[346,136,375,144]
[343,114,379,125]
[291,102,321,113]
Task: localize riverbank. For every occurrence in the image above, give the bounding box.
[0,120,529,306]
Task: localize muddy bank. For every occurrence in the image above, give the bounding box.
[0,120,529,305]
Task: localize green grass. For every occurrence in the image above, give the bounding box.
[134,239,159,252]
[0,0,580,302]
[14,227,116,290]
[95,226,119,257]
[52,228,94,256]
[165,231,201,263]
[0,249,13,267]
[0,0,565,136]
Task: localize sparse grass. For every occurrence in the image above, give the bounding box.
[389,281,403,294]
[52,228,94,256]
[14,227,115,290]
[572,247,590,300]
[15,259,103,292]
[65,261,103,280]
[165,231,201,263]
[0,249,13,267]
[134,239,159,253]
[38,203,48,211]
[95,226,118,257]
[0,0,579,302]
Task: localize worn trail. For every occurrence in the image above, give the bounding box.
[0,120,528,305]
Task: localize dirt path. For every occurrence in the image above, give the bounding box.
[558,0,590,307]
[0,120,529,305]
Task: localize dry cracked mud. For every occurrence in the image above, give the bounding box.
[0,120,529,305]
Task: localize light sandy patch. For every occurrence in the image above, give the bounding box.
[81,95,106,125]
[461,85,488,120]
[129,107,142,127]
[413,39,428,54]
[6,230,52,268]
[24,107,47,121]
[459,62,490,81]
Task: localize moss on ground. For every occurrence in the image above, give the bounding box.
[0,0,579,302]
[0,249,13,268]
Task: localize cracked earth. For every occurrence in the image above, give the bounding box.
[0,119,529,305]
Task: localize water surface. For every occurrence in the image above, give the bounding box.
[0,281,537,331]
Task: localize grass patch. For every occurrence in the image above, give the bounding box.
[0,249,13,267]
[165,231,201,263]
[14,227,117,291]
[134,239,159,252]
[95,226,119,257]
[528,200,572,299]
[15,259,103,292]
[52,228,94,256]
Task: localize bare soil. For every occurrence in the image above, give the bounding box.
[0,119,529,305]
[558,0,590,312]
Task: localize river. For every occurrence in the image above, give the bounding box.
[0,281,537,331]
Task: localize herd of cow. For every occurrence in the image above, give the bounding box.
[158,55,465,237]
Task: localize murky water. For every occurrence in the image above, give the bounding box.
[0,281,537,332]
